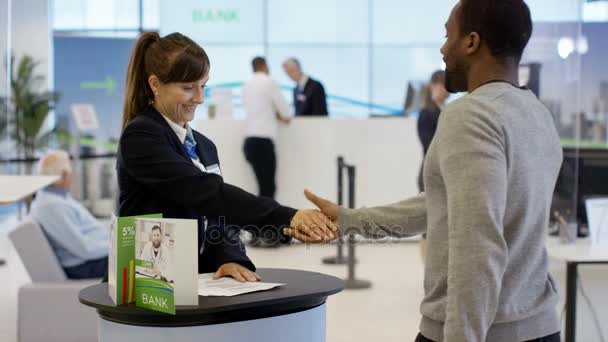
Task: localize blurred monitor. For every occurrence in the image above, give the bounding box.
[519,63,541,97]
[557,147,608,233]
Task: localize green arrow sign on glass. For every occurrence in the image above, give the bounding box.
[80,75,117,95]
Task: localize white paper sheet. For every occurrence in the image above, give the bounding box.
[585,197,608,245]
[198,273,284,297]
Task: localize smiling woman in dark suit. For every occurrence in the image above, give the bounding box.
[117,32,335,282]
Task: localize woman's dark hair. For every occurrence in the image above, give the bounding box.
[122,32,210,129]
[459,0,532,61]
[421,70,445,111]
[429,70,445,85]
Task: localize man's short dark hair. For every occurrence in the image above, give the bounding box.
[151,225,161,234]
[252,56,267,72]
[459,0,532,61]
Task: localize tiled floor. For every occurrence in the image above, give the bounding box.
[1,235,607,342]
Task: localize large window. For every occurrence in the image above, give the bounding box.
[154,0,456,118]
[52,0,159,32]
[52,0,608,118]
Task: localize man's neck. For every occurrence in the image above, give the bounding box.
[467,60,519,92]
[298,74,308,87]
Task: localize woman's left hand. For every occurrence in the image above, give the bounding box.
[212,263,261,282]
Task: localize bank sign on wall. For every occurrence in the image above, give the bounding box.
[160,0,265,44]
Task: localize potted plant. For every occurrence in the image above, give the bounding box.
[0,54,60,174]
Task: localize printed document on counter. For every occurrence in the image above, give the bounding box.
[198,273,284,296]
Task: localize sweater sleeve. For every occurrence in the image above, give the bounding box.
[434,103,509,342]
[338,194,427,238]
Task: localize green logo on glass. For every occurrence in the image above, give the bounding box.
[192,9,240,23]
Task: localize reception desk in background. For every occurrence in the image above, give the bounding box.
[194,117,422,210]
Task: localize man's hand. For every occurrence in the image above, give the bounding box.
[304,189,340,222]
[213,263,261,283]
[283,208,337,242]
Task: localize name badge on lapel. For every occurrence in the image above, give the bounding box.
[296,94,307,102]
[206,163,222,177]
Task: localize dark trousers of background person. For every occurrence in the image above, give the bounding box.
[243,137,279,247]
[415,332,561,342]
[64,256,108,279]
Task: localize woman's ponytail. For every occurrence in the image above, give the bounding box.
[122,32,160,129]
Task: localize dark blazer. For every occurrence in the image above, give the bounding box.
[117,106,296,273]
[293,77,328,116]
[417,105,441,155]
[416,104,442,192]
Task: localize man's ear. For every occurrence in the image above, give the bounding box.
[54,170,69,187]
[465,32,481,56]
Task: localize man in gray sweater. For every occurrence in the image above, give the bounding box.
[284,1,562,341]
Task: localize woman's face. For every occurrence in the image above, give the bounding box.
[151,74,209,127]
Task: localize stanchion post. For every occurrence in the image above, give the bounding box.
[343,165,372,290]
[322,156,348,265]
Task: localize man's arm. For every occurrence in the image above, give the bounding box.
[436,105,509,342]
[270,80,291,122]
[339,194,427,238]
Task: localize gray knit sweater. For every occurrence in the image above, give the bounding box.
[340,82,563,342]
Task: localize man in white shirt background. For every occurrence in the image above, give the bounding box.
[241,56,291,247]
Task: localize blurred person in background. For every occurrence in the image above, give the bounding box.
[417,70,448,262]
[283,58,328,116]
[30,150,109,279]
[242,56,292,247]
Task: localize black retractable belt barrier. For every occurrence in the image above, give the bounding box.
[322,156,348,265]
[322,156,371,290]
[343,165,371,289]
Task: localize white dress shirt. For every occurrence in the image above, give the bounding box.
[160,113,207,172]
[297,74,309,91]
[139,241,171,280]
[242,72,291,140]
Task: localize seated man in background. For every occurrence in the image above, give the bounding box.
[30,150,108,279]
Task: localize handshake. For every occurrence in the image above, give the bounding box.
[283,190,341,243]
